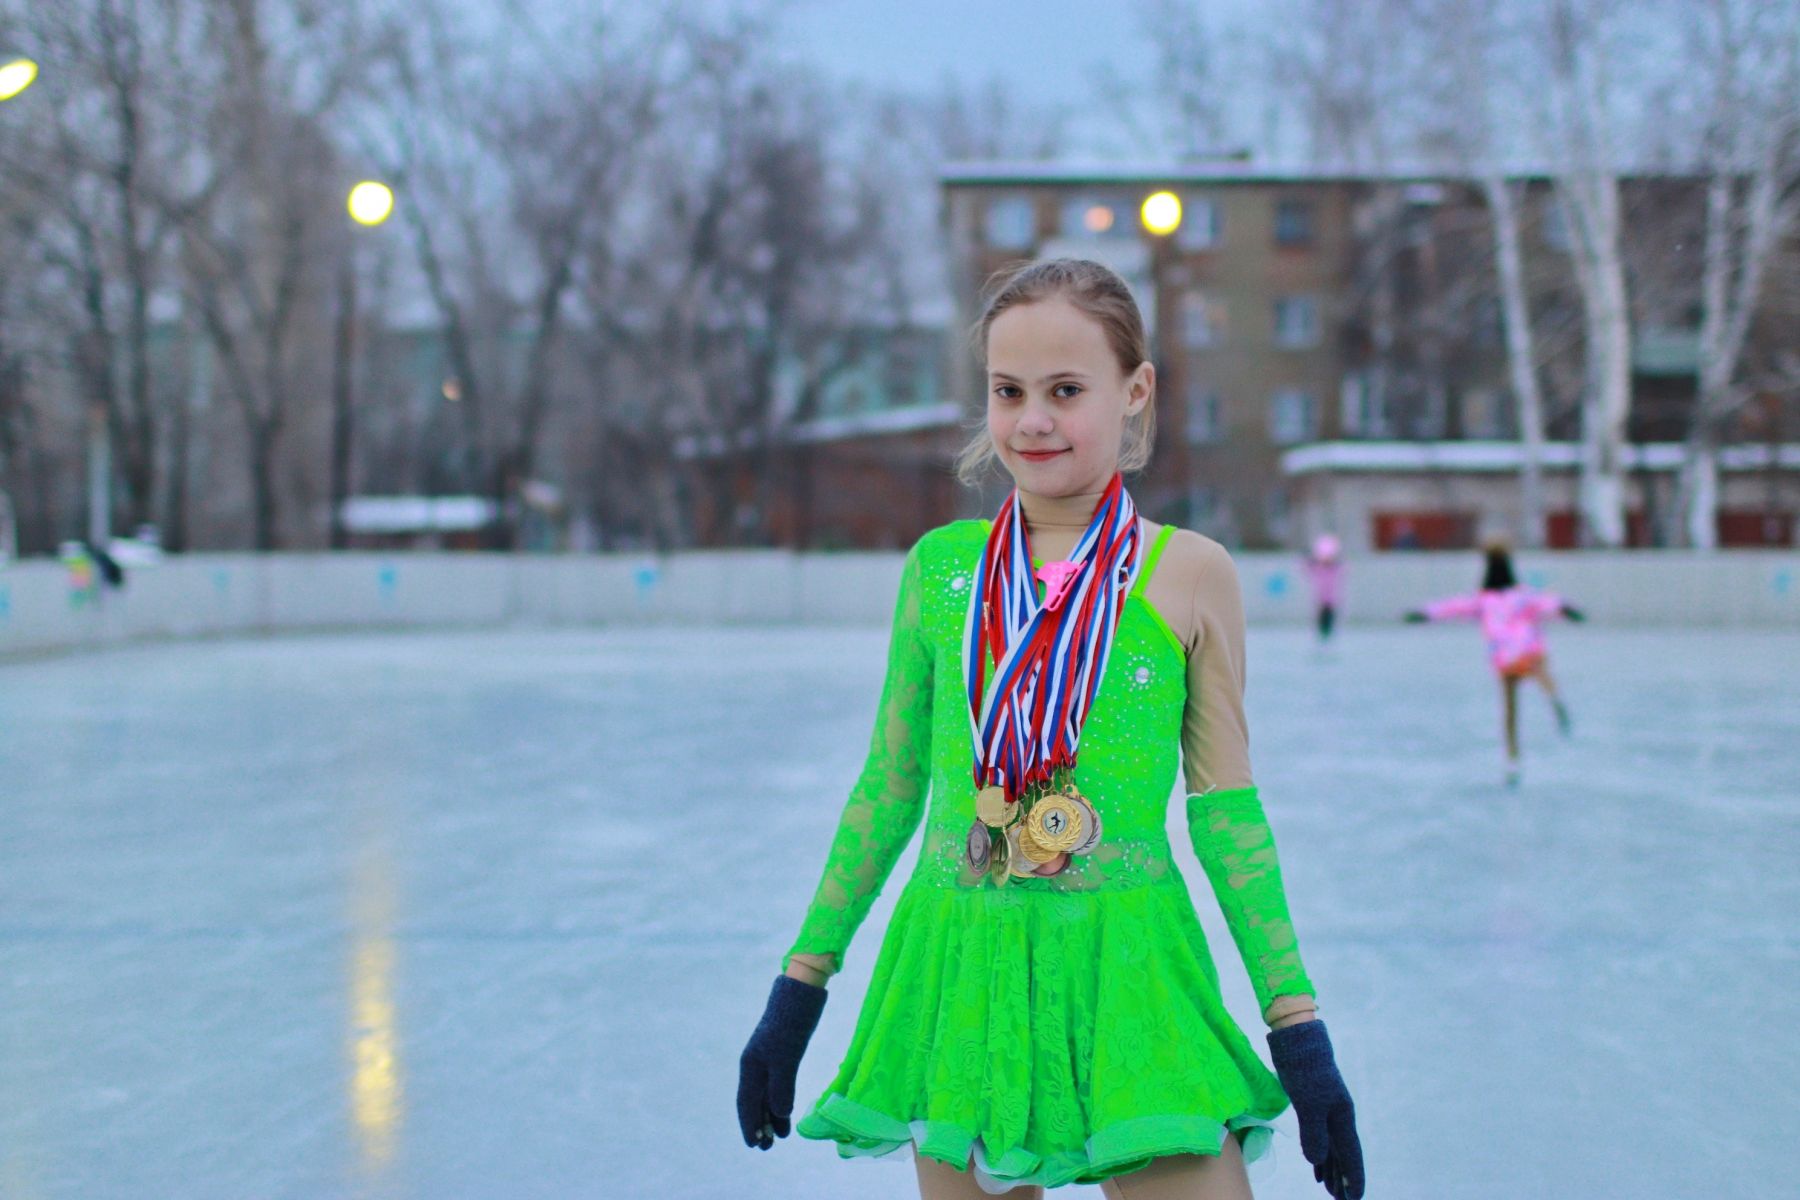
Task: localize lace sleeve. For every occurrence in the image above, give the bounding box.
[782,541,934,977]
[1178,539,1316,1015]
[1185,786,1316,1015]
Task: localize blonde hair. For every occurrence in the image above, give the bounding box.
[955,258,1158,486]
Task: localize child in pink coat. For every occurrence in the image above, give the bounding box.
[1406,542,1585,783]
[1304,534,1345,644]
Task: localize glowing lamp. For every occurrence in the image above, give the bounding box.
[1140,190,1182,236]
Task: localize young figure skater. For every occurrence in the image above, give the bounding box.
[1302,535,1344,644]
[738,259,1363,1200]
[1404,540,1585,784]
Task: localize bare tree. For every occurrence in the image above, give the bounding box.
[1541,0,1637,547]
[378,3,678,549]
[0,0,222,542]
[1674,0,1800,547]
[177,0,387,549]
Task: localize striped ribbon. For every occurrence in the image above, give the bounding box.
[963,475,1142,801]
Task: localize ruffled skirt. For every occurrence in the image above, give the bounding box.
[795,877,1291,1190]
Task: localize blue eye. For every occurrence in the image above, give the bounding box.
[1054,383,1083,399]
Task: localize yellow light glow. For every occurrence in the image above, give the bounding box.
[1140,190,1182,236]
[0,57,38,102]
[347,181,395,227]
[347,849,404,1174]
[1083,205,1115,233]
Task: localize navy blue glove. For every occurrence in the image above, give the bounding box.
[1267,1019,1364,1200]
[737,974,827,1150]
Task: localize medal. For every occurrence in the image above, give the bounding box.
[966,821,992,872]
[1069,790,1103,855]
[1023,791,1085,855]
[1018,820,1058,864]
[1032,851,1070,877]
[976,785,1014,828]
[989,824,1012,888]
[1007,825,1038,879]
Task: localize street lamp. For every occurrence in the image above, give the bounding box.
[332,180,396,548]
[0,56,37,103]
[347,180,394,227]
[1140,190,1182,237]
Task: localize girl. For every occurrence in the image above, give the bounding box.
[1404,540,1584,783]
[738,259,1363,1200]
[1303,535,1344,645]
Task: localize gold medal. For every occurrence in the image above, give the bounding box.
[989,824,1012,888]
[1023,791,1085,854]
[1017,819,1059,863]
[1003,826,1035,881]
[976,785,1011,827]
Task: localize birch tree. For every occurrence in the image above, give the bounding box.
[1544,0,1634,547]
[1676,0,1800,548]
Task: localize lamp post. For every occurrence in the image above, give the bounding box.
[330,181,394,549]
[0,56,37,103]
[0,55,37,556]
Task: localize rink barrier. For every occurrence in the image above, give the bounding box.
[0,548,1795,659]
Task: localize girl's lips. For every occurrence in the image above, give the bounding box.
[1015,448,1068,462]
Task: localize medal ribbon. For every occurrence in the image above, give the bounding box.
[963,474,1141,801]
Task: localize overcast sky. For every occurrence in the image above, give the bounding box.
[774,0,1155,106]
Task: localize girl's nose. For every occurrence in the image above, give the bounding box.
[1016,403,1054,436]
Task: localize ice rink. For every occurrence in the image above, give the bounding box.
[2,622,1795,1200]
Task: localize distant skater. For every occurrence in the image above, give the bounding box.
[1404,541,1584,784]
[1303,535,1344,645]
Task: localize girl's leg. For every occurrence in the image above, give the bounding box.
[1098,1134,1254,1200]
[1501,674,1521,766]
[1528,662,1572,734]
[914,1152,1043,1200]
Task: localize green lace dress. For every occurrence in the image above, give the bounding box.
[784,519,1316,1189]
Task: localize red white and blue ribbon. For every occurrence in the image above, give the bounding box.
[963,475,1142,801]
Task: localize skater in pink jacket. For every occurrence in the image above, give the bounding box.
[1303,534,1345,644]
[1405,542,1585,782]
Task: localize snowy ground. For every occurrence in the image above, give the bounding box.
[1,623,1795,1200]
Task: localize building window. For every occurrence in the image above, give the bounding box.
[1265,488,1292,542]
[1541,199,1573,252]
[1274,198,1315,247]
[1460,387,1507,438]
[1339,372,1377,437]
[1181,291,1222,348]
[1060,196,1119,237]
[1273,295,1321,348]
[1269,388,1317,443]
[1176,196,1223,249]
[1185,384,1221,444]
[985,196,1035,249]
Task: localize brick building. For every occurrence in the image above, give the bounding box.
[941,161,1798,550]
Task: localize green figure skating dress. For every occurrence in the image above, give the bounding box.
[784,519,1317,1189]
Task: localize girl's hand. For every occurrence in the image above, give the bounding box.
[1267,1020,1365,1200]
[737,975,828,1150]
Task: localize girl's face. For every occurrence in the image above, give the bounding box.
[985,296,1153,499]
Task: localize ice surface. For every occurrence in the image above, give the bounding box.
[1,624,1796,1199]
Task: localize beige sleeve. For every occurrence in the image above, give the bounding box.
[1177,538,1254,794]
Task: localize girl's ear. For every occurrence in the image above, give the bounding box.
[1124,361,1154,417]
